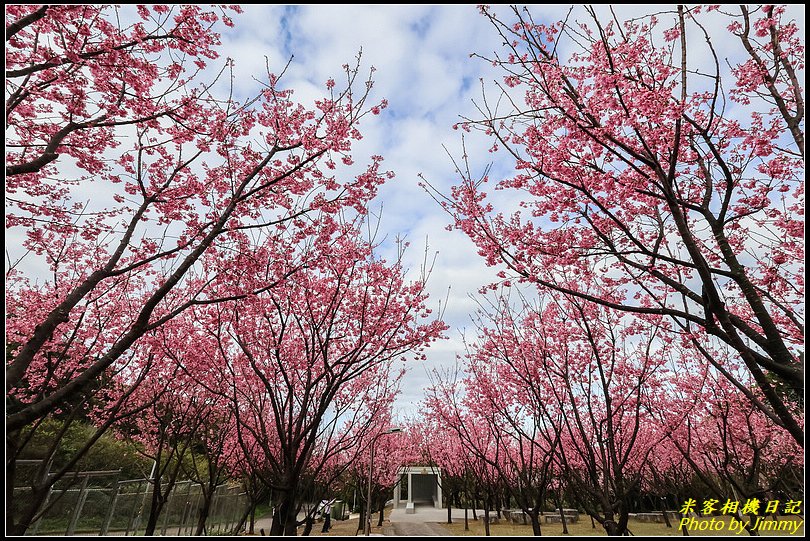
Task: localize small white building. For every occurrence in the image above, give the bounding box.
[392,465,443,514]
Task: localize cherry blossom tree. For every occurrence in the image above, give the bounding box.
[439,5,804,444]
[192,233,445,535]
[407,416,473,526]
[105,323,242,537]
[425,371,515,537]
[427,289,671,536]
[6,341,160,535]
[346,416,418,533]
[425,338,559,535]
[6,4,391,435]
[124,373,209,536]
[651,361,803,535]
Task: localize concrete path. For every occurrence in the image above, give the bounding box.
[246,505,484,536]
[386,521,450,536]
[385,505,483,536]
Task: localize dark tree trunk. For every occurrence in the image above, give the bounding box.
[465,507,469,531]
[5,445,51,536]
[483,498,491,536]
[270,492,295,535]
[616,506,630,536]
[604,520,620,536]
[661,498,672,528]
[357,500,365,534]
[285,519,297,535]
[555,494,568,535]
[193,486,214,536]
[144,483,166,536]
[6,437,20,535]
[301,514,314,536]
[529,510,542,536]
[271,493,299,536]
[680,509,690,536]
[378,498,385,527]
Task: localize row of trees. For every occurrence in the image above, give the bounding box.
[422,292,802,536]
[5,5,444,536]
[419,4,803,537]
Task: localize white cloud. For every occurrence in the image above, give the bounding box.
[221,5,512,416]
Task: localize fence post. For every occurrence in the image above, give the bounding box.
[209,485,223,533]
[100,481,122,536]
[131,461,156,535]
[189,483,203,534]
[125,480,145,536]
[160,481,173,535]
[177,482,194,535]
[66,475,90,535]
[29,485,52,536]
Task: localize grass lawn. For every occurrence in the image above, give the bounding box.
[442,514,805,536]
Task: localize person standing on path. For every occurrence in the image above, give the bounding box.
[320,498,335,533]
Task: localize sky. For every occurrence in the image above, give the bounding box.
[195,4,806,417]
[215,5,531,417]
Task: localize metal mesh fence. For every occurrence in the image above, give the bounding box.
[17,470,249,536]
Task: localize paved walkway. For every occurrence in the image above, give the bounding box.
[385,505,483,536]
[386,521,450,536]
[246,505,484,536]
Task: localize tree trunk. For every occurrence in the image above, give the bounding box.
[447,496,453,524]
[301,514,314,536]
[555,494,568,535]
[357,500,365,534]
[193,486,214,536]
[271,494,298,536]
[614,503,630,536]
[5,445,52,536]
[603,519,620,536]
[284,499,298,536]
[6,439,20,535]
[465,507,469,531]
[144,483,165,536]
[7,485,50,536]
[270,494,287,535]
[661,498,672,528]
[378,498,385,527]
[681,510,690,536]
[529,510,542,536]
[483,498,491,536]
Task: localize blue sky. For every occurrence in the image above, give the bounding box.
[212,4,806,417]
[215,5,527,415]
